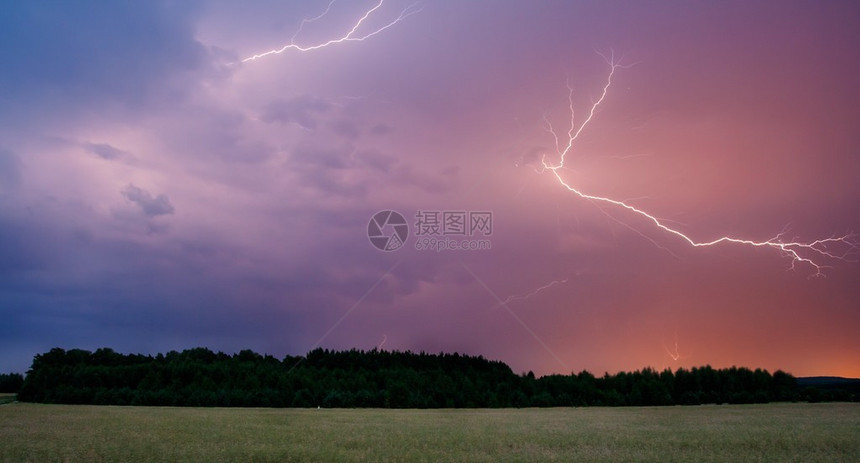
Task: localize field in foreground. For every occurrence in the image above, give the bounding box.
[1,403,858,462]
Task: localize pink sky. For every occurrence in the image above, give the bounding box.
[1,0,858,377]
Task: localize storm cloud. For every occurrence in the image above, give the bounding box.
[122,185,174,217]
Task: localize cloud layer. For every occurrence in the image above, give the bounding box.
[1,0,859,377]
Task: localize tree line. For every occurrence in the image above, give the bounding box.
[13,347,854,407]
[0,373,23,393]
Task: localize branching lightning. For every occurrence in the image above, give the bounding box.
[536,52,857,276]
[662,331,688,362]
[500,279,569,306]
[242,0,422,63]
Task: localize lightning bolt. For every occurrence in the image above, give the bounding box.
[377,334,387,350]
[500,279,569,306]
[537,52,857,277]
[662,331,687,362]
[242,0,422,63]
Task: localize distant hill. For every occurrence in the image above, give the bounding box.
[796,377,860,402]
[797,377,860,388]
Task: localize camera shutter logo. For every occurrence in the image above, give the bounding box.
[367,210,409,251]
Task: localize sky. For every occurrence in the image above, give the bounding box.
[1,0,859,378]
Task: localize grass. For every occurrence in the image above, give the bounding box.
[0,403,857,462]
[0,394,15,405]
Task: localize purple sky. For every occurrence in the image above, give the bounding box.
[1,0,859,377]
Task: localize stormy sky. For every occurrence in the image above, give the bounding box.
[1,0,859,377]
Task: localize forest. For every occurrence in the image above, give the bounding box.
[12,347,855,407]
[0,373,23,394]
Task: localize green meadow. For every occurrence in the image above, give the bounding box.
[1,402,857,462]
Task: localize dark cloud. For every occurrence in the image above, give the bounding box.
[0,0,210,124]
[122,185,174,217]
[288,143,459,198]
[84,143,128,161]
[288,145,380,198]
[0,217,52,276]
[0,220,317,373]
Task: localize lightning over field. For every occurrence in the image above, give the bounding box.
[536,55,857,277]
[663,332,688,362]
[241,0,422,62]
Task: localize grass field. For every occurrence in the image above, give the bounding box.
[1,402,857,462]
